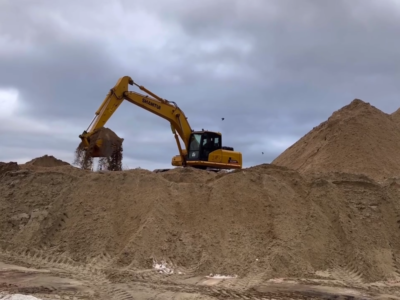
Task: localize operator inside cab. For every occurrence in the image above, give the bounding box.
[201,134,217,160]
[187,132,221,161]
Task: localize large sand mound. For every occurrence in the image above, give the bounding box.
[272,99,400,181]
[2,161,400,283]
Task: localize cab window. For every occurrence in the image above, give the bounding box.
[214,137,220,148]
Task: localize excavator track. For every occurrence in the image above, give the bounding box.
[153,167,228,173]
[153,169,171,173]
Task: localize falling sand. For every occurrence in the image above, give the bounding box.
[74,127,124,171]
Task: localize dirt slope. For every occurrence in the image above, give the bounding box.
[2,161,400,283]
[272,99,400,181]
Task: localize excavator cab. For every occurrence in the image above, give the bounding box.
[184,131,242,169]
[187,132,219,161]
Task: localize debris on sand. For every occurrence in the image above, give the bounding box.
[74,127,124,171]
[272,99,400,181]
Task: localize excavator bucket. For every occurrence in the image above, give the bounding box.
[86,138,109,157]
[76,127,124,171]
[79,127,124,158]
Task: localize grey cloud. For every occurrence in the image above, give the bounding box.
[135,0,400,92]
[1,41,121,119]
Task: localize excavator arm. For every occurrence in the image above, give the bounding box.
[79,76,193,165]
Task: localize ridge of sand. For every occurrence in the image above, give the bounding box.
[391,107,400,124]
[2,161,400,283]
[272,99,400,181]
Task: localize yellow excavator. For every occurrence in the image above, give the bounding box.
[79,76,242,171]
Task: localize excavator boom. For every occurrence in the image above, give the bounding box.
[84,77,133,141]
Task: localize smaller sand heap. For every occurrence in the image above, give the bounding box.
[74,127,124,171]
[26,155,70,167]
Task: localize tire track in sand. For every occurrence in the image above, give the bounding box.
[0,246,374,300]
[0,247,138,300]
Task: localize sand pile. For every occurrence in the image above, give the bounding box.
[2,159,400,283]
[75,127,124,171]
[0,162,19,176]
[391,108,400,125]
[25,155,70,167]
[273,99,400,181]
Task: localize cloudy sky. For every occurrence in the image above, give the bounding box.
[1,0,400,171]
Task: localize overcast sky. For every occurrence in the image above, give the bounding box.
[1,0,400,171]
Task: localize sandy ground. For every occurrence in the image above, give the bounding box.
[0,255,396,300]
[4,99,400,299]
[4,161,400,299]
